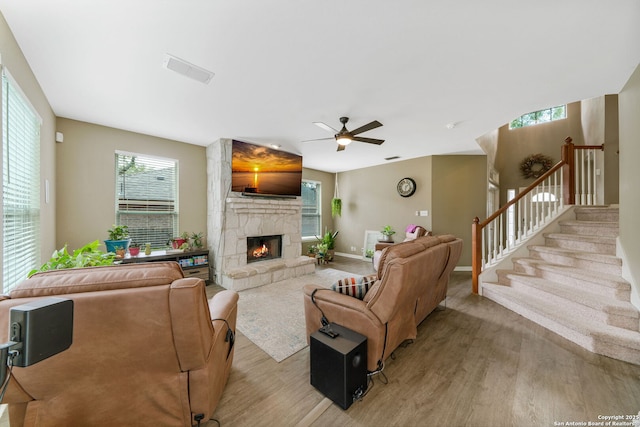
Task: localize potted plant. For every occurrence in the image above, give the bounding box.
[316,243,329,263]
[316,229,338,261]
[380,225,396,242]
[169,231,189,250]
[105,224,131,253]
[128,242,140,257]
[190,232,204,249]
[307,244,318,258]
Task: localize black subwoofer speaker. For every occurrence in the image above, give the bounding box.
[310,323,367,409]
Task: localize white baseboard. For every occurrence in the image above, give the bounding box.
[334,251,368,261]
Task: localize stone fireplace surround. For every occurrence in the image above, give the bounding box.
[206,139,315,291]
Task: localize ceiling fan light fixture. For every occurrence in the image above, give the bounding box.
[336,135,352,145]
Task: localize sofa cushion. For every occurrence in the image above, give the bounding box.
[331,274,377,299]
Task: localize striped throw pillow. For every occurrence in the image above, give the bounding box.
[331,274,377,300]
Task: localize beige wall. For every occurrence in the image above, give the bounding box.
[334,157,433,258]
[55,118,207,251]
[0,12,57,265]
[432,155,487,267]
[618,63,640,308]
[495,102,585,205]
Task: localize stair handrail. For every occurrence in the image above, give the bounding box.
[471,137,604,293]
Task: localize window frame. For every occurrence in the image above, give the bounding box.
[509,105,566,129]
[2,67,42,293]
[115,151,179,249]
[301,179,321,241]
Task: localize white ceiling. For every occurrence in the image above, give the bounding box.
[1,1,639,173]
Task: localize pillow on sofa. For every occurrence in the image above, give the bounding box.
[331,274,377,299]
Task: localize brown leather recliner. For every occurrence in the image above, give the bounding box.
[0,262,238,427]
[303,235,462,372]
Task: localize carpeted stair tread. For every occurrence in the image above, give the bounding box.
[482,283,640,357]
[528,245,621,266]
[497,272,638,321]
[543,234,616,255]
[512,258,630,292]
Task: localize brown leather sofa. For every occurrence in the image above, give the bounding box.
[303,234,462,372]
[0,262,238,427]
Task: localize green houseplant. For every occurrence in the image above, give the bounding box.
[105,224,131,253]
[316,229,339,261]
[28,240,116,277]
[380,225,395,242]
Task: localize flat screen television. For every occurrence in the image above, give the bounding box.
[231,140,303,198]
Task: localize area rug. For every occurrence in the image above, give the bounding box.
[236,268,358,362]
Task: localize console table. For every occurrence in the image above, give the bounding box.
[121,249,210,283]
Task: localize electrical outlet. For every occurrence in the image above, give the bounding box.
[350,246,356,252]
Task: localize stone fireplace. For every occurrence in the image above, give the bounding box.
[206,139,315,291]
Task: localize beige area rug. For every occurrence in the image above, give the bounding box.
[236,268,358,362]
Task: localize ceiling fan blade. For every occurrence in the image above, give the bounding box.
[313,121,339,134]
[350,120,382,136]
[352,136,385,145]
[336,144,346,152]
[301,137,334,143]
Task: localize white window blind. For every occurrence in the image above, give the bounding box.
[2,70,41,292]
[301,180,321,238]
[115,152,178,248]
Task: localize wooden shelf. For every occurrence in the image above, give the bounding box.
[121,249,210,283]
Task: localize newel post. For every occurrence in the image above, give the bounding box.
[561,136,575,205]
[471,217,481,294]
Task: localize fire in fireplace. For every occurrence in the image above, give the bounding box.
[247,235,282,263]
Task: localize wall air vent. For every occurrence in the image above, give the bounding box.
[163,54,214,84]
[385,156,401,161]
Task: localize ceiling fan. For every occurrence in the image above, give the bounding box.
[303,117,384,151]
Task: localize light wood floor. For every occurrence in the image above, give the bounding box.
[211,256,640,426]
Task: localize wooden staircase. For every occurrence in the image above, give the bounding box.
[482,206,640,365]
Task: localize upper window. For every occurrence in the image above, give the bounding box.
[509,105,566,129]
[115,152,178,248]
[2,69,42,292]
[301,180,321,239]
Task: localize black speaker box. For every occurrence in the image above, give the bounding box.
[10,297,73,367]
[310,323,367,410]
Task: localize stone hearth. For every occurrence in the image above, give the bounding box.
[206,139,315,291]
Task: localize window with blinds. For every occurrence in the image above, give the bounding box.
[301,180,321,238]
[2,70,41,293]
[115,152,178,248]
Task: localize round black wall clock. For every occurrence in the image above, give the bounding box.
[397,177,416,197]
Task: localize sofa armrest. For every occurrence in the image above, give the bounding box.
[303,284,388,372]
[209,290,239,336]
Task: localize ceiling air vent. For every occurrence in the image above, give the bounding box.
[163,54,214,84]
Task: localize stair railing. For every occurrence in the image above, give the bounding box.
[471,137,604,293]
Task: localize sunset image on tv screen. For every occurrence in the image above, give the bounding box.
[231,140,303,196]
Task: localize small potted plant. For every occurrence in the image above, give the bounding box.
[128,242,140,257]
[316,243,329,264]
[169,231,189,250]
[191,232,204,249]
[105,224,131,253]
[380,225,396,242]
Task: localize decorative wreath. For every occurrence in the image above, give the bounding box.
[520,153,553,179]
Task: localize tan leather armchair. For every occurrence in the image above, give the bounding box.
[0,262,238,427]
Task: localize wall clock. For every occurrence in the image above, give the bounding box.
[397,177,416,197]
